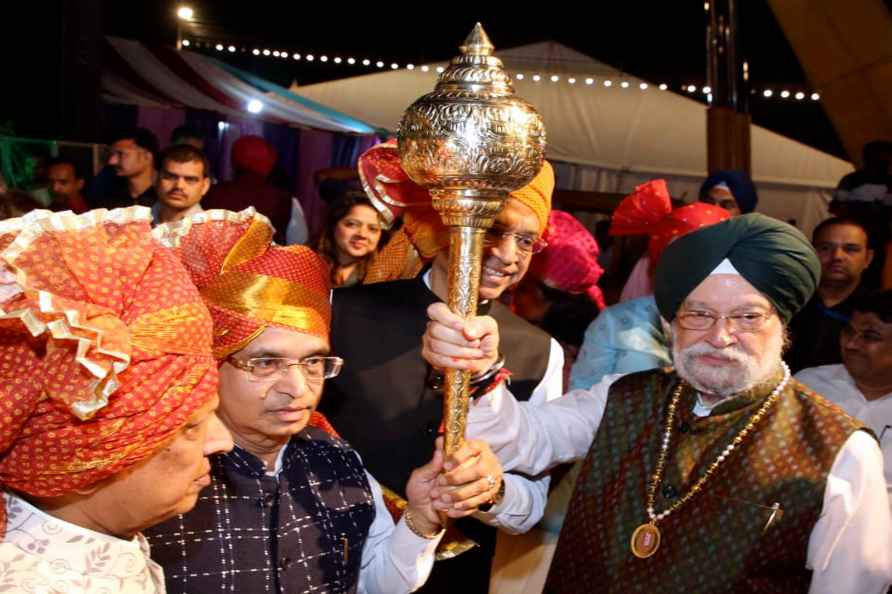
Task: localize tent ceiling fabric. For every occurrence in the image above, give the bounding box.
[103,36,378,134]
[769,0,892,164]
[294,41,852,188]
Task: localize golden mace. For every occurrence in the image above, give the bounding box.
[398,25,546,458]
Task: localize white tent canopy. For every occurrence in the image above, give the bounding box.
[295,41,853,234]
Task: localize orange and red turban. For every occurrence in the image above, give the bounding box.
[359,139,554,284]
[0,207,217,534]
[154,208,331,359]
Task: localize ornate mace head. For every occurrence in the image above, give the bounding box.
[397,23,547,227]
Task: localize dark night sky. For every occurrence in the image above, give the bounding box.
[3,1,848,158]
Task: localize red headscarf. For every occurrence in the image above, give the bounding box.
[610,179,732,263]
[0,208,217,534]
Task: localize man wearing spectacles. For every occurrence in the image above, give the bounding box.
[428,214,892,593]
[322,157,562,594]
[145,209,501,594]
[796,290,892,512]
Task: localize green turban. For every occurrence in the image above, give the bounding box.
[654,213,820,324]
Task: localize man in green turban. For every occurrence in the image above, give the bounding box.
[424,214,892,593]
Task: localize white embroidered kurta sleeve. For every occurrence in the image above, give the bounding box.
[0,493,166,594]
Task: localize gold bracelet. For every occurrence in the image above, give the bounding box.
[403,509,441,540]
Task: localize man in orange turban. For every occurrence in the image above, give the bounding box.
[146,208,501,594]
[0,207,233,593]
[324,152,562,594]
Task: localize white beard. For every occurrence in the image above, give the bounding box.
[672,330,784,398]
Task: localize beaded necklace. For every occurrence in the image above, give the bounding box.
[630,362,791,559]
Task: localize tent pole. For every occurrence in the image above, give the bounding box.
[706,0,751,175]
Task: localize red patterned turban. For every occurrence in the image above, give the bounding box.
[610,179,732,264]
[154,208,331,359]
[0,207,217,534]
[528,210,605,309]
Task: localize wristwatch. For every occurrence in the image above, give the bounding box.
[478,476,506,512]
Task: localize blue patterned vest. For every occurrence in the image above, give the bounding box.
[146,427,375,594]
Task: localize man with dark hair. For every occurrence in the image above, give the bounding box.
[786,217,874,371]
[796,289,892,509]
[153,144,211,224]
[834,140,892,206]
[46,156,88,213]
[170,125,205,150]
[323,147,561,594]
[90,127,159,209]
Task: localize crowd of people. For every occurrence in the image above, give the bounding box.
[0,125,891,594]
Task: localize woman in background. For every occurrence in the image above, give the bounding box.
[318,195,389,287]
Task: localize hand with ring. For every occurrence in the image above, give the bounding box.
[429,437,504,518]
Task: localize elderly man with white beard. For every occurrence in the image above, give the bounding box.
[423,214,892,594]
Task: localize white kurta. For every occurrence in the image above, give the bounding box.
[796,363,892,504]
[0,492,166,593]
[468,373,892,594]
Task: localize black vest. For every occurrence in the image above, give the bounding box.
[324,275,550,493]
[146,427,374,594]
[323,275,551,593]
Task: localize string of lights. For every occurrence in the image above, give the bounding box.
[182,38,821,102]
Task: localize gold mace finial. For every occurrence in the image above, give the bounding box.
[459,23,494,57]
[397,22,546,455]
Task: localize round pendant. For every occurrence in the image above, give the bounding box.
[630,522,661,558]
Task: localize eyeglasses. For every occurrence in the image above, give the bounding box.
[482,229,547,255]
[227,355,344,382]
[841,325,888,344]
[677,310,773,333]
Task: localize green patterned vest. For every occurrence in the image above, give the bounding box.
[545,368,864,594]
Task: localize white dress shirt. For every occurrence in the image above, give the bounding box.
[468,373,892,594]
[421,269,564,534]
[796,363,892,502]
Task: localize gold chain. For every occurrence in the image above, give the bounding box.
[645,363,790,524]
